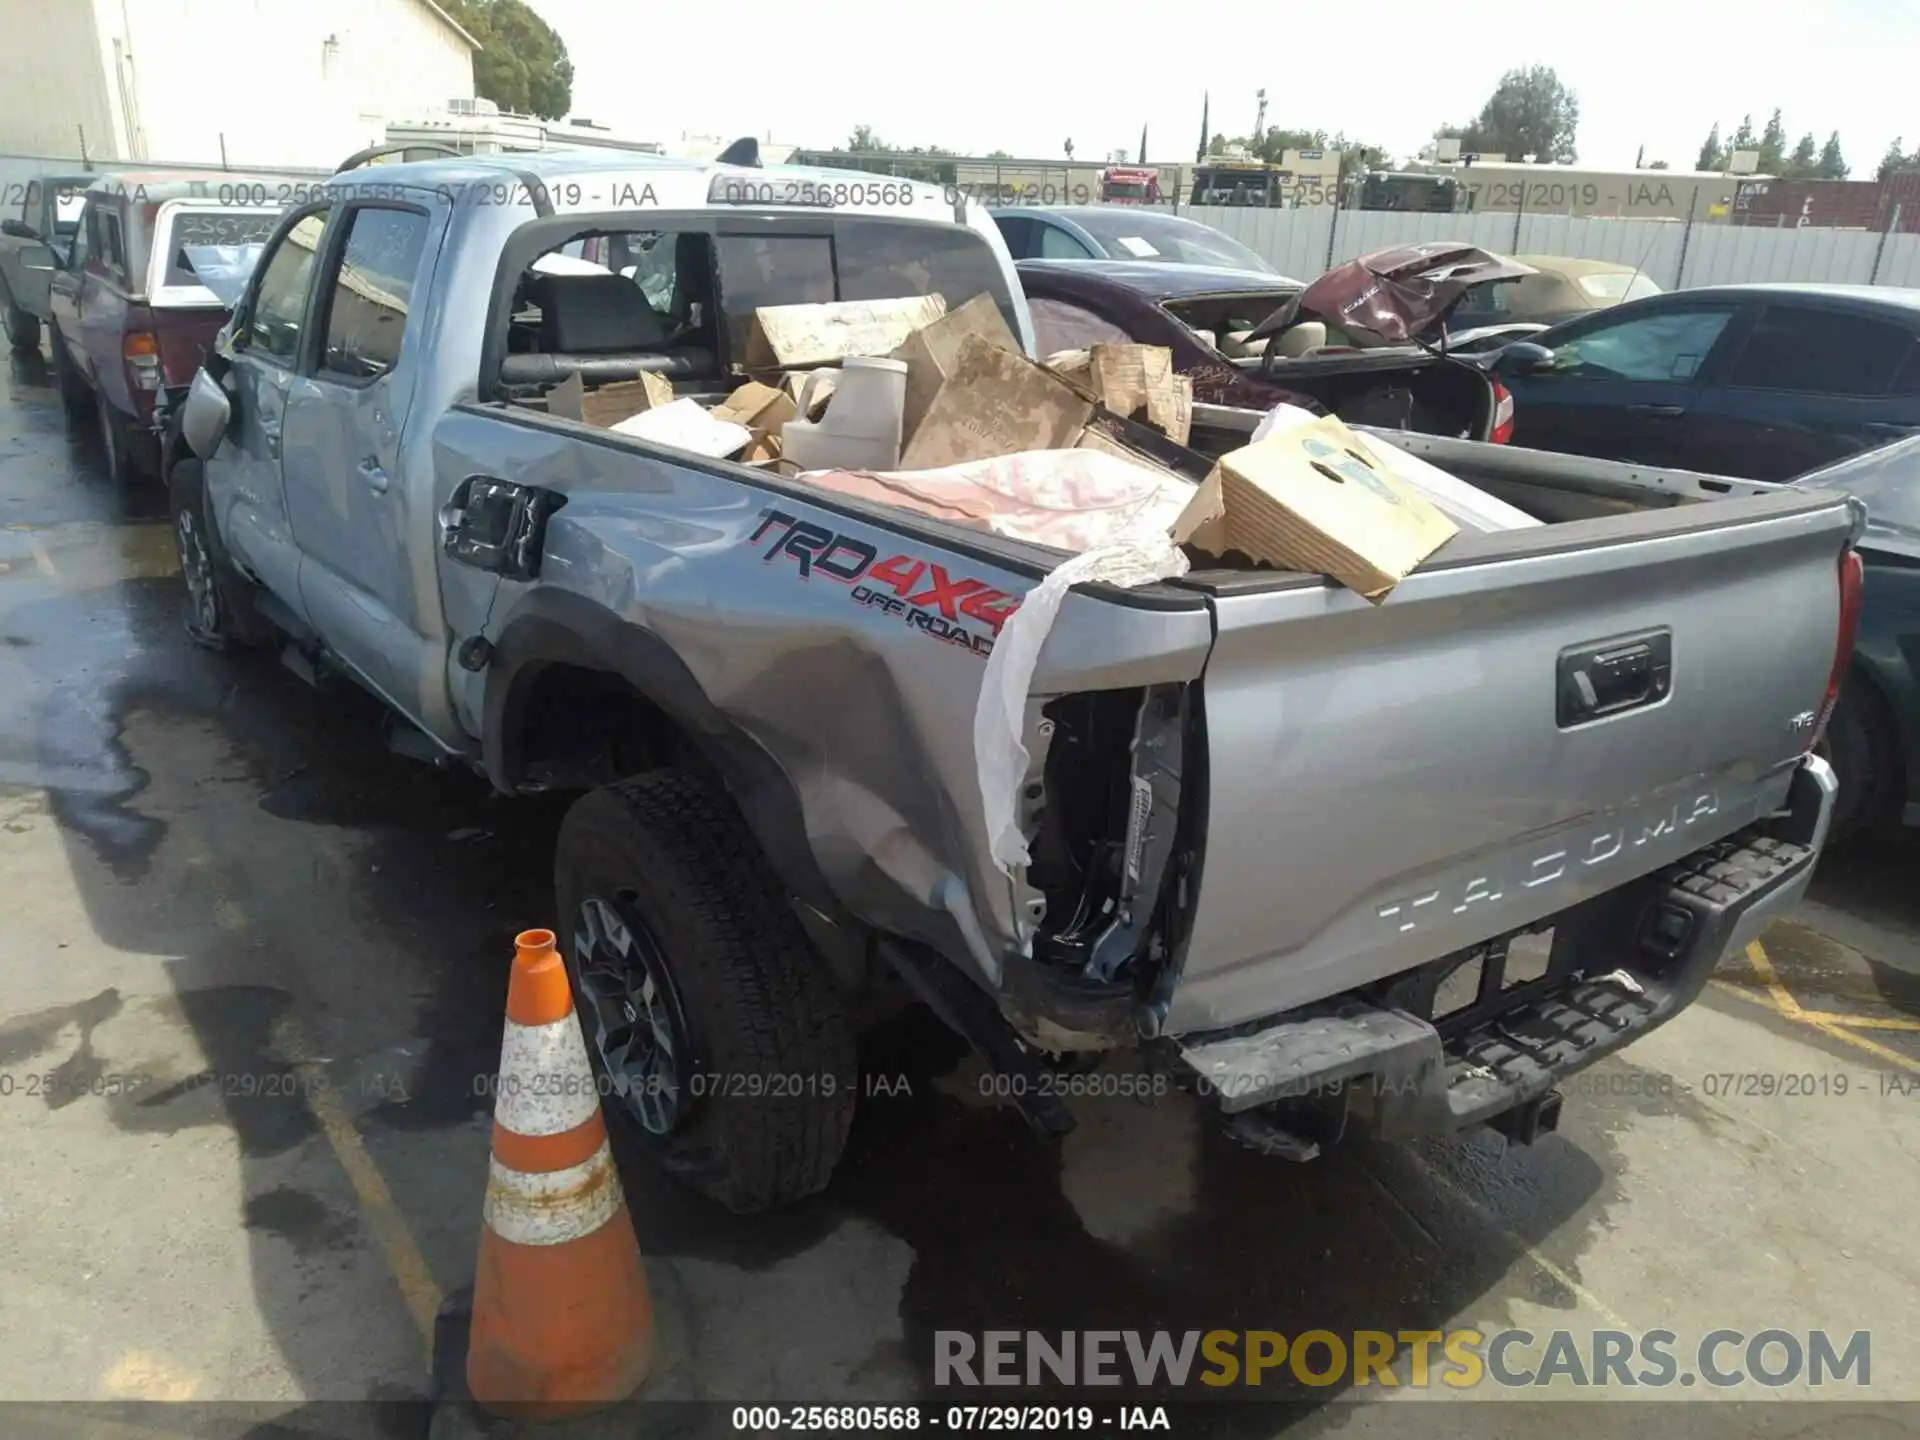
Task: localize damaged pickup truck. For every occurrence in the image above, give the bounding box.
[171,150,1860,1212]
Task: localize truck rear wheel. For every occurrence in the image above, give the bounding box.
[554,770,856,1213]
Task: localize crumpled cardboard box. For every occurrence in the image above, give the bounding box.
[898,333,1094,471]
[890,293,1021,449]
[548,371,675,428]
[1087,344,1193,447]
[744,295,947,369]
[1175,414,1458,601]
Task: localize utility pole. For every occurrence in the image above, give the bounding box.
[1253,88,1268,148]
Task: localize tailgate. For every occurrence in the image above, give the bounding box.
[1163,488,1858,1035]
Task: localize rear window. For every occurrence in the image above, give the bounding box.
[712,218,1018,365]
[1577,271,1662,302]
[163,210,282,292]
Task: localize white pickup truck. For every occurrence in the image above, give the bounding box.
[170,150,1860,1212]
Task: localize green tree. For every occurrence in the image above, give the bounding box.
[1758,108,1788,172]
[1786,132,1819,178]
[444,0,573,119]
[1878,137,1909,182]
[846,124,882,152]
[1648,159,1671,170]
[1449,65,1579,162]
[1729,114,1758,155]
[1696,123,1724,171]
[1817,132,1848,180]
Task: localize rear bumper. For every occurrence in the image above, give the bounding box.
[1177,754,1834,1140]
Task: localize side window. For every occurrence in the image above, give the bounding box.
[991,215,1035,257]
[97,207,127,282]
[1726,306,1916,396]
[1037,222,1097,260]
[319,207,430,381]
[1028,296,1134,357]
[1548,306,1736,383]
[245,210,330,366]
[66,203,93,270]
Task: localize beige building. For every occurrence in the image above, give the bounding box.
[0,0,477,169]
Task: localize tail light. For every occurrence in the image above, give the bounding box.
[1489,379,1515,445]
[123,331,163,392]
[1811,549,1865,748]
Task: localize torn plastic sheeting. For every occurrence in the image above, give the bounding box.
[977,528,1189,875]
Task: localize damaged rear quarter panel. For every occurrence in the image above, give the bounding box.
[440,407,1213,985]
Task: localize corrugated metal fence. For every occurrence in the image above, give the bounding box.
[1182,204,1920,290]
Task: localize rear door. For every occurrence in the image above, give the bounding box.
[1688,300,1920,480]
[1165,490,1857,1034]
[1504,297,1748,467]
[279,198,440,712]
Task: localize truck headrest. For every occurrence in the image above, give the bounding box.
[531,273,667,355]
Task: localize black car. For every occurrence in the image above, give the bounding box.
[1492,283,1920,481]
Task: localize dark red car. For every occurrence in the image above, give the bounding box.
[49,172,285,482]
[1016,255,1517,443]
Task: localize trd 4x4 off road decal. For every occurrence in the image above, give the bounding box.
[749,509,1020,658]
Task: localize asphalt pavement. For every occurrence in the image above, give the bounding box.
[1,346,1917,1440]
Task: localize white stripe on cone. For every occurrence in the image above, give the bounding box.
[495,1014,602,1138]
[483,1140,624,1246]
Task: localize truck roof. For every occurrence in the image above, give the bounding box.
[328,148,960,220]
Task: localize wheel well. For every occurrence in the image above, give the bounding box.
[1844,665,1907,798]
[502,662,708,792]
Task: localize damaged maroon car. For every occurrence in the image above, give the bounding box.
[1016,241,1531,444]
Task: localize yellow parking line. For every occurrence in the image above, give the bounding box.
[1713,948,1920,1076]
[185,847,445,1354]
[1794,1010,1920,1033]
[1744,941,1804,1016]
[276,1017,445,1347]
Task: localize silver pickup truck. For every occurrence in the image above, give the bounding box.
[171,151,1860,1213]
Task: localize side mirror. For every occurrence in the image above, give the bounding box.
[0,218,36,240]
[1496,341,1557,374]
[182,367,232,460]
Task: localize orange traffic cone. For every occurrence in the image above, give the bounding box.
[466,928,655,1416]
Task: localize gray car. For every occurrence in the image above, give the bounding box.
[173,150,1850,1211]
[991,205,1282,273]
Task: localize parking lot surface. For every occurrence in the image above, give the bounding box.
[1,348,1918,1439]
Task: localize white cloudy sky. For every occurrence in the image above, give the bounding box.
[523,0,1917,175]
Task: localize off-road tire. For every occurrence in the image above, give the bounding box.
[1823,678,1900,843]
[554,770,856,1213]
[168,456,270,650]
[48,321,90,421]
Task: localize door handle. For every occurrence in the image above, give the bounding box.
[1626,403,1686,418]
[358,458,390,494]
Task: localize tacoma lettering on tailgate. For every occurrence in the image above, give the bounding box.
[749,508,1020,658]
[1376,784,1722,935]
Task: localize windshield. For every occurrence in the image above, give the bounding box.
[164,211,281,297]
[1578,270,1663,302]
[713,217,1020,363]
[1071,211,1276,272]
